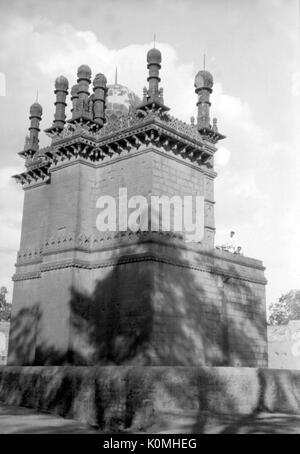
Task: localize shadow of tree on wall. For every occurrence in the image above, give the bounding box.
[58,238,268,369]
[68,253,154,366]
[7,233,268,369]
[2,235,282,432]
[7,305,41,366]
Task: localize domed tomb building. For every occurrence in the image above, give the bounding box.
[8,47,267,368]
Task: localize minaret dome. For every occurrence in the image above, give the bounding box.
[77,64,92,81]
[30,102,43,117]
[194,70,214,91]
[147,48,162,65]
[94,73,107,88]
[71,84,79,97]
[55,75,69,91]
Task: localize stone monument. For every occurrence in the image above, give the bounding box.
[8,47,267,368]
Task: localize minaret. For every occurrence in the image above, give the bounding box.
[71,84,79,119]
[93,73,107,127]
[27,102,43,153]
[52,75,69,130]
[194,69,214,132]
[147,47,162,101]
[138,46,169,112]
[73,64,92,121]
[78,64,91,104]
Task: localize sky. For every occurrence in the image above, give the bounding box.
[0,0,299,310]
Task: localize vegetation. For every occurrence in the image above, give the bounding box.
[268,290,300,325]
[0,286,11,322]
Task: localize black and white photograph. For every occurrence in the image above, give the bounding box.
[0,0,299,437]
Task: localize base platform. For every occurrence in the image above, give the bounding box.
[0,366,300,431]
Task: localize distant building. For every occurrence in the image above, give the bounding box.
[268,320,300,369]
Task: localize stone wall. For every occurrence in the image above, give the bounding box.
[9,148,267,367]
[0,366,300,431]
[8,240,267,367]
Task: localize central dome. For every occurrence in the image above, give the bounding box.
[105,83,141,118]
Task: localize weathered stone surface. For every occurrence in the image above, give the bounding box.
[0,366,299,431]
[10,114,267,368]
[9,237,267,367]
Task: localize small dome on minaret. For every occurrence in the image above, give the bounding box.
[93,73,107,88]
[55,75,69,91]
[30,102,43,117]
[194,70,214,91]
[71,84,79,96]
[147,48,162,65]
[77,64,92,80]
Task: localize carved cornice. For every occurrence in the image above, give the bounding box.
[16,230,189,265]
[16,228,264,268]
[15,226,266,284]
[14,108,222,187]
[52,109,204,145]
[12,163,50,187]
[46,120,212,166]
[12,270,41,281]
[14,251,266,286]
[47,144,217,180]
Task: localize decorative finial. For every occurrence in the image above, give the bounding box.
[71,84,79,118]
[146,47,162,101]
[212,117,218,132]
[93,73,107,127]
[45,76,69,134]
[190,116,195,126]
[153,33,156,49]
[203,54,206,71]
[194,71,226,142]
[28,101,43,153]
[143,86,148,102]
[194,68,214,131]
[36,90,39,103]
[115,67,118,85]
[53,76,69,131]
[138,46,169,113]
[159,87,164,103]
[73,64,92,121]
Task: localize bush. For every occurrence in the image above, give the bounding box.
[268,290,300,325]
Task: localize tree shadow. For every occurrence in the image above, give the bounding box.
[2,233,273,432]
[7,305,41,365]
[68,250,154,366]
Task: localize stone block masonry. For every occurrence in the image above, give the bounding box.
[10,50,267,368]
[0,366,299,431]
[9,147,267,367]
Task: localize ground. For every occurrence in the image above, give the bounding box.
[0,404,300,434]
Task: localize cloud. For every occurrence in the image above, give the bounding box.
[0,16,197,154]
[215,147,231,167]
[0,167,23,299]
[291,71,300,97]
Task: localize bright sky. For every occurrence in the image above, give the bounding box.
[0,0,299,309]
